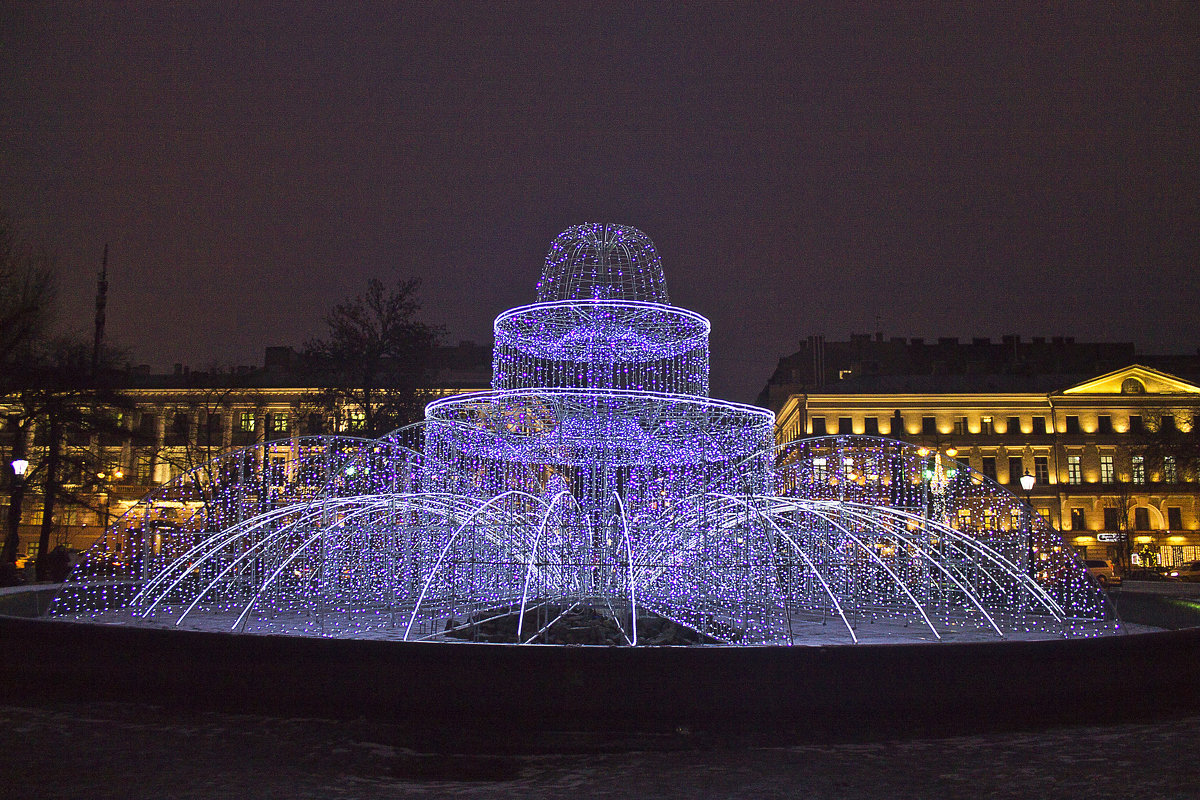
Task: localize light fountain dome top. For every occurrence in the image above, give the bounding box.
[536,223,668,305]
[497,223,708,394]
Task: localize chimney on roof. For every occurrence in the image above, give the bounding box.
[808,334,826,387]
[264,346,297,372]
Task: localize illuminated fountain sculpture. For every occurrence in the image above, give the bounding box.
[51,224,1118,644]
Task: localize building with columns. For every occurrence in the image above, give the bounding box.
[1,343,491,564]
[760,335,1200,570]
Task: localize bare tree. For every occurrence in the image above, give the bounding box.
[1,213,58,575]
[153,386,261,480]
[304,278,443,438]
[1103,481,1137,577]
[2,214,142,580]
[7,339,135,579]
[0,213,56,375]
[1135,406,1200,484]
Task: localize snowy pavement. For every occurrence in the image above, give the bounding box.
[2,701,1197,799]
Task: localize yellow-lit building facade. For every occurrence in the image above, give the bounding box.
[3,385,456,561]
[769,363,1200,569]
[2,343,492,566]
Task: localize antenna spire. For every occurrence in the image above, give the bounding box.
[92,243,108,375]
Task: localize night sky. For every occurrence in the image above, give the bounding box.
[2,3,1197,403]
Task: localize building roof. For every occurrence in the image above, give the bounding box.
[760,334,1200,409]
[111,342,494,393]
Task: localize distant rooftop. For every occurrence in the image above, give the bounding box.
[759,333,1200,407]
[117,341,493,392]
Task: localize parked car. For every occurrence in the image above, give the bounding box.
[1167,561,1200,582]
[1126,566,1175,581]
[1083,559,1121,587]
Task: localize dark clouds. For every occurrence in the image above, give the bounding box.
[2,2,1197,402]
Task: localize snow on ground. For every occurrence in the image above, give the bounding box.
[1,700,1195,799]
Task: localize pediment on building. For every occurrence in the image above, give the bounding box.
[1059,365,1200,396]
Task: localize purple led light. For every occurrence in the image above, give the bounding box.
[48,224,1118,646]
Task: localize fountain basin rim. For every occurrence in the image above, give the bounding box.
[426,387,774,420]
[496,299,709,336]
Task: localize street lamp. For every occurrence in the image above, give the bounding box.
[5,458,30,568]
[96,470,122,547]
[1020,470,1036,576]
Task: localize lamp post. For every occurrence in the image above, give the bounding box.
[1020,469,1036,576]
[4,458,30,566]
[95,470,122,550]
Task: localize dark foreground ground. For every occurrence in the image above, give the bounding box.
[3,700,1200,800]
[2,588,1198,798]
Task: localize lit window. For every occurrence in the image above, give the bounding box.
[1165,455,1178,482]
[1100,456,1114,483]
[812,457,828,482]
[1070,508,1086,530]
[270,414,289,435]
[238,411,255,432]
[345,410,366,432]
[1132,455,1145,484]
[1067,456,1081,485]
